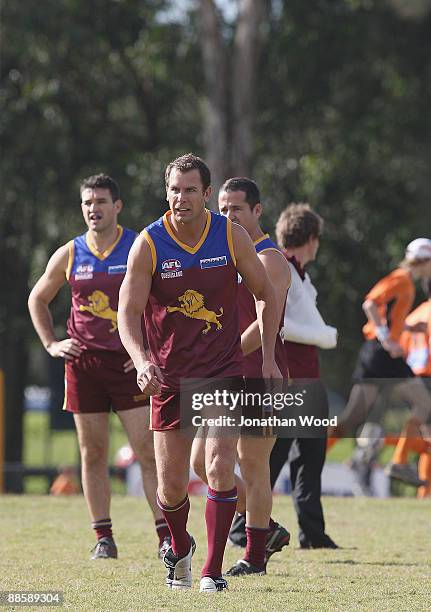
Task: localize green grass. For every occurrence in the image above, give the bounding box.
[325,436,397,466]
[0,495,430,610]
[325,437,355,462]
[23,412,129,494]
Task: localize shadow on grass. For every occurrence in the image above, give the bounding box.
[296,546,359,551]
[324,560,424,567]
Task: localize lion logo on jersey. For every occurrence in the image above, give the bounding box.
[79,290,117,333]
[166,289,223,334]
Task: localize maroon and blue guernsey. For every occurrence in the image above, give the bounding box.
[238,234,289,378]
[143,210,243,392]
[66,226,136,352]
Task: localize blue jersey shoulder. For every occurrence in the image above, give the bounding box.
[146,211,234,272]
[71,226,136,274]
[255,234,279,254]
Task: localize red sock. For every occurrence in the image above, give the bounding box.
[201,486,237,578]
[92,518,113,541]
[157,494,190,557]
[244,525,268,570]
[155,519,171,546]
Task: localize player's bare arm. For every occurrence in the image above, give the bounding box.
[118,233,163,395]
[241,249,291,356]
[362,299,384,329]
[363,298,403,358]
[232,224,281,378]
[28,244,82,360]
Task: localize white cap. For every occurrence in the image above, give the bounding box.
[405,238,431,261]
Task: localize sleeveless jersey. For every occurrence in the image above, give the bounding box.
[67,226,136,352]
[237,234,289,378]
[143,210,243,392]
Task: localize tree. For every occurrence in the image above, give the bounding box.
[197,0,270,195]
[254,0,431,390]
[0,0,193,490]
[2,1,431,490]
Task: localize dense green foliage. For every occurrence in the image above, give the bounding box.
[2,1,431,487]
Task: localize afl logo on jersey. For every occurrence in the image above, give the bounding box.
[75,263,94,280]
[161,259,183,279]
[162,259,181,271]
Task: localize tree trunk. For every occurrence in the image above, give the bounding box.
[0,270,29,493]
[198,0,270,194]
[232,0,268,176]
[198,0,229,203]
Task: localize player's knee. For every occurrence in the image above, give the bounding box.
[206,454,235,486]
[239,456,267,485]
[134,444,157,472]
[157,479,187,506]
[79,441,107,467]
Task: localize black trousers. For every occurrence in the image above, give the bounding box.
[270,436,333,547]
[269,380,334,547]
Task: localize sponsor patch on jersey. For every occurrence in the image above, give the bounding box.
[161,259,183,279]
[75,273,93,280]
[108,264,127,275]
[161,271,183,279]
[200,255,227,269]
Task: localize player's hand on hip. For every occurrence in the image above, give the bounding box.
[123,358,135,374]
[136,361,163,395]
[47,338,82,360]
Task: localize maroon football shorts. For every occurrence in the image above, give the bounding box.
[150,377,245,431]
[150,392,181,431]
[64,350,149,413]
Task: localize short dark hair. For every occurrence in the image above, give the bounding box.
[219,177,261,210]
[165,153,211,191]
[276,203,323,248]
[80,174,120,203]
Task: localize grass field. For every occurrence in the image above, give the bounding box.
[1,495,430,611]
